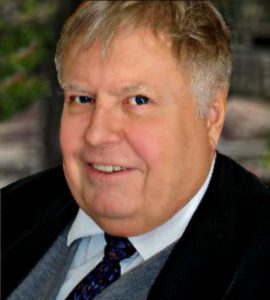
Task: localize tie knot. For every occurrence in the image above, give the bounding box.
[104,234,136,262]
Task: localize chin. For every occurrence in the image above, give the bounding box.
[93,217,147,237]
[83,197,135,219]
[82,202,149,236]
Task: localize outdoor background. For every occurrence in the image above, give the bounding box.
[0,0,270,188]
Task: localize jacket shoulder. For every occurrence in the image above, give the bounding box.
[215,152,270,198]
[2,166,68,200]
[1,166,77,250]
[1,167,78,299]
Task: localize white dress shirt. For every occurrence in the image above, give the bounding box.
[56,157,215,300]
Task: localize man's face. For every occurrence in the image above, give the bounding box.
[60,28,218,236]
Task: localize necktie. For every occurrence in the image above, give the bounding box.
[66,234,136,300]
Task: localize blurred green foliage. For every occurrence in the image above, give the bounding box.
[0,0,57,120]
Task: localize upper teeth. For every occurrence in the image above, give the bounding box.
[92,164,127,173]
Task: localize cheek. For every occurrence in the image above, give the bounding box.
[60,116,86,197]
[60,116,83,157]
[125,120,172,167]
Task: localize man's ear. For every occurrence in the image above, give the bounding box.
[206,89,227,150]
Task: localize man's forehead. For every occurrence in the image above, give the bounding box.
[70,25,172,59]
[61,27,182,96]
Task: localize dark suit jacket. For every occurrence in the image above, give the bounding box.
[2,153,270,299]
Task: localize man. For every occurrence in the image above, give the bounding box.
[2,1,270,299]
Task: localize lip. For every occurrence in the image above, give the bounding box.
[86,163,134,181]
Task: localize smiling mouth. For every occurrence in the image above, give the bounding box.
[90,164,128,173]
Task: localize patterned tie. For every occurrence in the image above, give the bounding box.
[66,234,136,300]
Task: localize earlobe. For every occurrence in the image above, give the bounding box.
[207,90,227,150]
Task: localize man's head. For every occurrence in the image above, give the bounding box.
[56,1,231,236]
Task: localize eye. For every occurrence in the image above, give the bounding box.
[128,95,149,106]
[71,95,94,104]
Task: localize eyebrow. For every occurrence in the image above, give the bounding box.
[61,82,150,96]
[61,83,92,95]
[109,83,148,96]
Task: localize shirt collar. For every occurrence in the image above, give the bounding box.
[67,156,216,259]
[67,209,103,246]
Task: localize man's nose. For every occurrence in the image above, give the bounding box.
[84,105,123,147]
